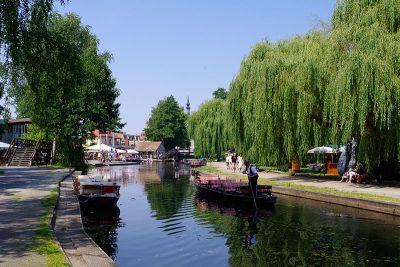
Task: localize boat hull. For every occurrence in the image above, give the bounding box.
[78,194,119,207]
[195,184,277,207]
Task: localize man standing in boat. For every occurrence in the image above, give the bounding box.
[244,161,259,197]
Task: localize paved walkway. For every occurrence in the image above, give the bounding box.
[54,174,116,267]
[211,162,400,200]
[0,167,70,267]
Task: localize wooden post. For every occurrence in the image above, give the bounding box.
[51,139,56,164]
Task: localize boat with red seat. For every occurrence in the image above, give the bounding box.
[73,175,120,207]
[194,175,277,207]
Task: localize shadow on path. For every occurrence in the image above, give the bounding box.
[0,167,69,264]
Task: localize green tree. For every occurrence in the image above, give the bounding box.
[145,96,189,151]
[0,0,67,127]
[192,0,400,178]
[12,13,123,165]
[187,99,228,159]
[212,88,228,100]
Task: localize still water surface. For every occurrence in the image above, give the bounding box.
[85,163,400,266]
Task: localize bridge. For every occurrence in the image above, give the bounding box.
[160,148,193,161]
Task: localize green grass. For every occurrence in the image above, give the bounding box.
[199,164,400,205]
[32,190,70,267]
[198,165,224,174]
[257,180,400,204]
[13,193,23,201]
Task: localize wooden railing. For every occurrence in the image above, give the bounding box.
[3,138,17,165]
[2,138,55,166]
[160,148,178,160]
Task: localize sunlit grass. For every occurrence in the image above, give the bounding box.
[32,190,70,267]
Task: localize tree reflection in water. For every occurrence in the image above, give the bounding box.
[81,206,122,260]
[194,195,400,267]
[144,163,193,220]
[83,164,400,266]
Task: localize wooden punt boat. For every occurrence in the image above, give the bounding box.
[73,175,120,207]
[194,175,277,207]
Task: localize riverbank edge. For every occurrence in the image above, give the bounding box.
[198,170,400,217]
[52,171,116,267]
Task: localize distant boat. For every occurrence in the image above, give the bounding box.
[73,175,120,207]
[194,175,277,207]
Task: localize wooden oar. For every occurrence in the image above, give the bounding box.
[249,183,258,210]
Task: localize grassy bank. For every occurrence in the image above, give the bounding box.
[32,190,70,267]
[198,165,400,205]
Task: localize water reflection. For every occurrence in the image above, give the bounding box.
[84,163,400,266]
[81,206,121,260]
[145,175,192,219]
[195,194,400,266]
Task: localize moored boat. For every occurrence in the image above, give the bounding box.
[73,175,120,207]
[194,175,277,207]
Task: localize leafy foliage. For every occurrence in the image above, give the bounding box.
[145,95,189,151]
[212,87,228,100]
[187,99,228,158]
[191,0,400,178]
[12,13,123,165]
[0,0,67,118]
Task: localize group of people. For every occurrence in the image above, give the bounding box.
[340,164,366,183]
[226,153,245,172]
[226,152,259,197]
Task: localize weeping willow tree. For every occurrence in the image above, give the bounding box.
[227,32,332,167]
[192,0,400,178]
[325,0,400,177]
[187,99,229,159]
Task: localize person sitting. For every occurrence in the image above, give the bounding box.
[340,172,350,182]
[347,165,357,183]
[355,164,367,183]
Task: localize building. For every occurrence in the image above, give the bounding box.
[139,121,148,141]
[89,129,129,149]
[0,118,32,144]
[135,141,165,160]
[127,134,140,147]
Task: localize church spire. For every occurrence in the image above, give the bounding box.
[186,96,190,115]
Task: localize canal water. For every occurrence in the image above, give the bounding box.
[85,163,400,266]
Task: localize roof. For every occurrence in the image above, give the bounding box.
[135,141,162,152]
[8,118,32,124]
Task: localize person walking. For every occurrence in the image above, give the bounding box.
[231,153,238,172]
[244,161,259,197]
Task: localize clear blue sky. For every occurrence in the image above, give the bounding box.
[56,0,336,134]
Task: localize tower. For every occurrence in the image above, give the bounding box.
[186,96,190,115]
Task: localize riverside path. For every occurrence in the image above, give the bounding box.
[0,167,70,267]
[210,162,400,202]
